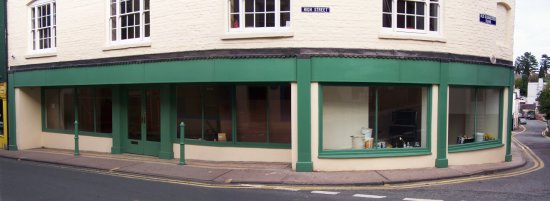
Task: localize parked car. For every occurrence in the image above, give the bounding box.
[519,117,527,125]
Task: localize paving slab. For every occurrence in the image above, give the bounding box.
[19,151,76,164]
[283,171,387,185]
[0,150,22,159]
[213,169,291,184]
[377,167,466,184]
[61,156,142,170]
[117,162,230,182]
[187,160,291,170]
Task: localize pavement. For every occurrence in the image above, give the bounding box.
[0,142,527,186]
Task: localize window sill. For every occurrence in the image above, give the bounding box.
[378,32,447,43]
[318,148,431,159]
[178,139,291,149]
[103,41,152,51]
[448,141,503,153]
[221,31,294,40]
[25,51,57,59]
[42,129,112,138]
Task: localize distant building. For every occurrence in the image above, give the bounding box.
[526,78,546,105]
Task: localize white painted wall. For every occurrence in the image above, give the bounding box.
[15,87,42,150]
[173,144,291,163]
[41,133,112,153]
[7,0,515,67]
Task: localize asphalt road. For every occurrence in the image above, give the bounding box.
[0,120,549,201]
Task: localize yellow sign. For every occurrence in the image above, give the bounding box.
[0,82,7,149]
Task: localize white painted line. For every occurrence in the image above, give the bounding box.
[311,191,340,195]
[403,198,443,201]
[353,194,387,198]
[274,187,300,192]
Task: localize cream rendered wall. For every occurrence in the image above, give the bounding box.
[172,144,291,163]
[8,0,515,67]
[448,87,509,165]
[310,84,439,171]
[15,88,42,150]
[41,133,112,153]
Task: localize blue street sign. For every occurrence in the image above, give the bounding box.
[480,14,496,25]
[301,7,330,13]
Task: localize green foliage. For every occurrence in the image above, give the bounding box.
[515,52,539,76]
[538,85,550,116]
[515,77,528,96]
[540,54,550,78]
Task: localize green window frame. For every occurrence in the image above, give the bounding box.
[173,84,291,149]
[318,83,433,158]
[448,86,504,153]
[41,86,113,138]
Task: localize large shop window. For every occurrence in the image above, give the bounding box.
[322,85,429,152]
[382,0,440,32]
[448,87,501,145]
[109,0,150,43]
[44,87,113,134]
[176,84,291,145]
[29,0,57,52]
[228,0,291,31]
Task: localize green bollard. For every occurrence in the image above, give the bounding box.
[74,120,80,156]
[179,122,186,165]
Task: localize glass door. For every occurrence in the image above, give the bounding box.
[124,88,161,156]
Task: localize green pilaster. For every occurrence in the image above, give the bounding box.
[436,62,449,168]
[505,71,513,162]
[296,59,313,172]
[111,86,122,154]
[158,84,174,159]
[7,74,17,150]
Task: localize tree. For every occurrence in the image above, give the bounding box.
[515,78,527,96]
[515,52,538,77]
[540,54,550,78]
[538,85,550,117]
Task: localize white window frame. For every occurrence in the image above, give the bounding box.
[226,0,291,33]
[28,0,57,54]
[107,0,150,46]
[382,0,441,35]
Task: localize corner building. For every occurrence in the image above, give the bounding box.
[6,0,515,172]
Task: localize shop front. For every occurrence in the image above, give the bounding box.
[7,51,514,172]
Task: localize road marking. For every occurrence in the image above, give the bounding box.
[403,198,443,201]
[274,187,300,191]
[311,191,340,195]
[353,194,386,198]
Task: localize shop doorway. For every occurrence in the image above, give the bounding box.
[123,87,161,156]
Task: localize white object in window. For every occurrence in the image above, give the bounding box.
[29,0,56,53]
[228,0,291,32]
[382,0,440,33]
[108,0,150,44]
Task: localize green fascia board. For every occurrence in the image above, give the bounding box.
[319,148,431,159]
[448,141,503,153]
[12,58,297,87]
[311,57,440,83]
[448,63,511,86]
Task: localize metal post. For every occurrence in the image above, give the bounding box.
[179,122,185,165]
[74,120,79,156]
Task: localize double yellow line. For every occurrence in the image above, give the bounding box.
[30,128,544,191]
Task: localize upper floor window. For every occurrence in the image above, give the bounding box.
[109,0,150,43]
[228,0,291,32]
[382,0,440,33]
[29,0,56,52]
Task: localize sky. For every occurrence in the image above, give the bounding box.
[513,0,550,61]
